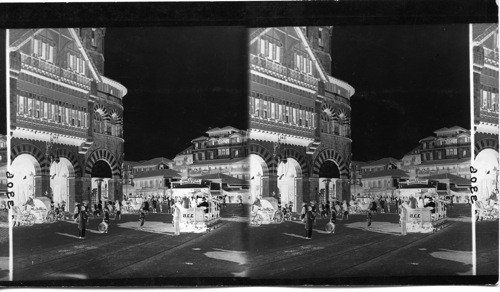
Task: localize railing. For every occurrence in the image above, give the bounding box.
[21,52,59,75]
[250,54,287,76]
[60,67,92,88]
[250,54,318,88]
[484,48,499,62]
[288,68,318,87]
[20,52,92,89]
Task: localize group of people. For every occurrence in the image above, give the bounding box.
[73,200,122,239]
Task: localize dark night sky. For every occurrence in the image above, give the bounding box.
[330,24,470,162]
[0,24,472,163]
[103,27,248,161]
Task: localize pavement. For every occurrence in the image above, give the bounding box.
[247,204,498,282]
[12,204,250,281]
[7,203,499,285]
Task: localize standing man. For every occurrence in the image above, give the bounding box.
[173,200,182,236]
[78,206,88,239]
[303,205,315,239]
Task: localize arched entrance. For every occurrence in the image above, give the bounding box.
[249,154,268,203]
[10,154,41,207]
[473,148,499,202]
[277,158,302,211]
[91,160,113,206]
[49,157,75,212]
[318,160,341,203]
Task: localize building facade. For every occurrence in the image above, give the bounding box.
[172,146,194,178]
[248,27,355,211]
[121,157,174,197]
[187,126,249,180]
[9,28,127,211]
[416,126,471,179]
[472,23,500,202]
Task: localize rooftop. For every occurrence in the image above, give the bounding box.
[191,157,248,167]
[362,169,409,179]
[425,173,471,185]
[363,157,399,167]
[418,157,470,166]
[134,157,172,167]
[133,169,181,179]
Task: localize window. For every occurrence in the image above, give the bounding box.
[17,95,24,114]
[43,102,48,119]
[255,99,260,116]
[35,100,40,118]
[91,28,97,47]
[234,150,239,157]
[33,38,54,63]
[294,53,313,74]
[218,148,229,156]
[67,53,86,75]
[318,28,324,47]
[27,98,33,116]
[259,38,281,63]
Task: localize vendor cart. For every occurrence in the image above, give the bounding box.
[401,197,447,233]
[175,195,221,233]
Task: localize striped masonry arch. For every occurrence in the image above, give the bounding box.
[85,148,120,177]
[53,148,82,177]
[280,147,309,177]
[10,143,48,175]
[474,138,499,157]
[248,143,275,176]
[312,148,349,178]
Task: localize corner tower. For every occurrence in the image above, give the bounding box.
[78,28,106,75]
[304,26,333,75]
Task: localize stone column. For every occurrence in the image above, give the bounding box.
[36,174,49,198]
[295,177,303,213]
[67,177,76,212]
[81,176,92,204]
[308,177,319,204]
[267,174,278,198]
[260,176,269,198]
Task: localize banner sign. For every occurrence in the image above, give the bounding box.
[401,179,429,185]
[180,178,202,185]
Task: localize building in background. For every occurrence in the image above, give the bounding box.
[132,169,181,198]
[8,28,127,210]
[248,27,355,211]
[416,126,471,179]
[172,146,194,177]
[472,23,499,204]
[187,126,249,181]
[121,157,174,198]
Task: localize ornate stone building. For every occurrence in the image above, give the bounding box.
[248,27,355,211]
[8,28,127,210]
[472,24,499,202]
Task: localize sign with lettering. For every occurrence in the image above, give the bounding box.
[180,178,202,185]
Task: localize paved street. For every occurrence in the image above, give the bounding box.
[10,203,499,284]
[13,205,249,281]
[247,204,498,280]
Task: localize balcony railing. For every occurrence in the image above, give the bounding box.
[20,52,92,89]
[250,54,318,88]
[288,68,318,87]
[250,54,287,76]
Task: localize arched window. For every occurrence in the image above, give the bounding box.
[93,111,103,133]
